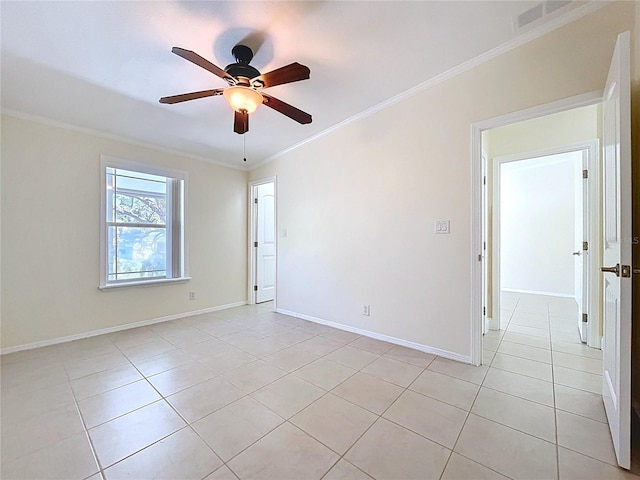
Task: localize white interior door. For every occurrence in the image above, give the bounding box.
[575,151,589,343]
[600,31,631,470]
[482,154,490,334]
[255,182,276,303]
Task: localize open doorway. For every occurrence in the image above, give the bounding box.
[480,104,601,349]
[248,177,277,308]
[490,143,599,347]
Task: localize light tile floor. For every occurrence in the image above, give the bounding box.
[1,295,638,479]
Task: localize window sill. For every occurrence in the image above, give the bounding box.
[98,277,192,290]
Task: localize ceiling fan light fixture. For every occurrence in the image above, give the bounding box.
[160,46,312,133]
[223,86,263,114]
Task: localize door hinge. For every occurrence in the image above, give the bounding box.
[582,169,588,179]
[483,241,486,251]
[483,306,486,316]
[478,254,482,262]
[582,241,588,251]
[253,285,258,291]
[582,313,588,323]
[254,241,258,248]
[254,198,258,204]
[483,176,487,185]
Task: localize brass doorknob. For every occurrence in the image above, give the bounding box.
[601,264,620,276]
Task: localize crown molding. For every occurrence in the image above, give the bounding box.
[1,108,250,172]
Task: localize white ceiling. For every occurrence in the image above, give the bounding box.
[1,1,593,169]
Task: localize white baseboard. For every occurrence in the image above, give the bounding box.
[487,315,500,331]
[277,308,472,364]
[501,288,574,298]
[0,301,248,355]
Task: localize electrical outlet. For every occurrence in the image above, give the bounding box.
[363,305,370,316]
[189,291,195,301]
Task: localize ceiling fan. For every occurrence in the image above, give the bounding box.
[159,45,312,134]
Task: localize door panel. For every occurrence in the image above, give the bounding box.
[576,151,589,343]
[256,182,276,303]
[601,31,631,469]
[482,154,490,334]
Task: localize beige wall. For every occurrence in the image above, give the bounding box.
[1,115,248,349]
[484,105,599,159]
[250,2,637,360]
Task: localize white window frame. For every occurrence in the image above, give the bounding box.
[99,155,189,289]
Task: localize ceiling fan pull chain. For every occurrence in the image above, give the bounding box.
[243,133,247,162]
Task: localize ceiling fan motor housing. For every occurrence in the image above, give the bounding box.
[225,45,260,81]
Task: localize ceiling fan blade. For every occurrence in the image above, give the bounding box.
[234,110,249,134]
[159,88,224,104]
[251,62,310,88]
[262,93,312,124]
[171,47,235,83]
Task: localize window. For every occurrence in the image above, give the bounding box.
[100,157,187,288]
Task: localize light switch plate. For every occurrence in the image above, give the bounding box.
[435,220,450,234]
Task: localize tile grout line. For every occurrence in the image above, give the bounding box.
[452,303,560,473]
[206,328,380,479]
[439,366,486,480]
[321,355,436,479]
[465,295,557,477]
[272,340,426,478]
[59,354,105,479]
[548,301,562,480]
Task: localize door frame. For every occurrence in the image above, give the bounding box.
[470,90,602,366]
[248,176,277,306]
[489,141,600,347]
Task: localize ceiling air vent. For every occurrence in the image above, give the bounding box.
[517,3,544,28]
[515,0,572,29]
[545,0,572,14]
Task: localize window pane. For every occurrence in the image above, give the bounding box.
[110,226,167,280]
[106,171,115,222]
[107,226,116,276]
[111,169,166,225]
[114,191,166,224]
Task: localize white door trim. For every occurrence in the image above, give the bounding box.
[470,90,602,366]
[490,141,599,346]
[248,176,277,306]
